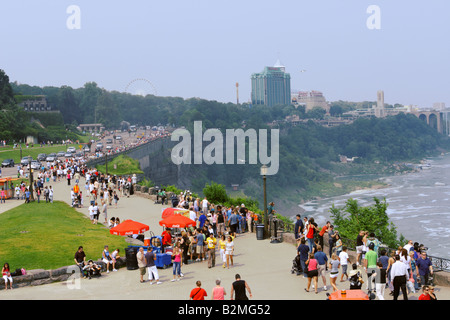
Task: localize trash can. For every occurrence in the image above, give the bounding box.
[256,224,264,240]
[125,246,139,270]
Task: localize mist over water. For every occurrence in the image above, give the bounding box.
[296,154,450,259]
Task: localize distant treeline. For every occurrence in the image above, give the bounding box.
[6,73,450,210]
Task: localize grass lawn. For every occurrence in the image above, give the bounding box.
[0,201,128,271]
[96,155,143,176]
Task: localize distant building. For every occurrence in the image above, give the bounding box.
[18,95,52,112]
[373,90,385,118]
[292,90,330,113]
[251,60,291,107]
[433,102,446,111]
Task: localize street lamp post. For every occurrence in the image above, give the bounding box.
[260,165,268,238]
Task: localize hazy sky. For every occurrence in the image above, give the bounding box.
[1,0,449,107]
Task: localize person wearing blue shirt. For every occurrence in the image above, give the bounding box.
[196,229,205,261]
[25,189,31,203]
[228,210,239,237]
[314,245,329,291]
[294,214,303,240]
[416,251,433,287]
[198,212,207,228]
[297,238,310,278]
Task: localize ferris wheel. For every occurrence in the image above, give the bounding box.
[125,78,158,96]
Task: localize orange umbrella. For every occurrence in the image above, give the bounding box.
[159,214,196,228]
[110,219,149,236]
[161,207,189,219]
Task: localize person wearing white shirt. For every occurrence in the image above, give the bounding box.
[189,209,197,223]
[390,255,408,300]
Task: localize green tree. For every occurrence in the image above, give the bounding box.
[329,197,402,248]
[203,181,228,204]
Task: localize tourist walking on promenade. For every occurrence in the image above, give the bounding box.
[390,254,408,300]
[206,233,217,268]
[219,235,227,268]
[0,188,5,203]
[225,235,234,269]
[314,245,328,291]
[364,242,377,291]
[145,246,161,285]
[328,253,340,292]
[339,246,350,282]
[375,261,386,300]
[48,186,53,203]
[231,274,252,300]
[211,279,226,300]
[190,280,208,300]
[416,251,434,287]
[297,238,310,278]
[171,243,182,282]
[305,253,319,294]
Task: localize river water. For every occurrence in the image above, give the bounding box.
[297,154,450,259]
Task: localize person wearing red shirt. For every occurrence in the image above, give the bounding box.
[190,281,208,300]
[318,221,330,250]
[161,228,172,250]
[418,286,431,300]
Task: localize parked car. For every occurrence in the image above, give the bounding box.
[95,143,103,152]
[64,152,73,158]
[56,151,66,158]
[1,159,15,168]
[67,146,76,153]
[46,153,57,162]
[21,156,33,166]
[106,139,113,144]
[37,153,47,161]
[115,135,122,140]
[30,160,41,170]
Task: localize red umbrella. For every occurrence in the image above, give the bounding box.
[161,207,189,219]
[110,219,150,236]
[159,214,196,229]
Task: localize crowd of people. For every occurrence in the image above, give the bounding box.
[294,215,436,300]
[133,193,263,294]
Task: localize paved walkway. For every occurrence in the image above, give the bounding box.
[1,175,450,300]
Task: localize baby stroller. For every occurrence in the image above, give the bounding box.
[291,255,302,276]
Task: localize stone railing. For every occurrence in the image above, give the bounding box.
[0,257,127,290]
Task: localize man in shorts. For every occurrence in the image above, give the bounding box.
[339,246,350,282]
[136,247,146,283]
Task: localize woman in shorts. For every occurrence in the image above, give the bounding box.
[328,253,340,292]
[305,253,319,294]
[225,235,234,269]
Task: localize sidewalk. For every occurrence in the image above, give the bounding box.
[1,175,450,300]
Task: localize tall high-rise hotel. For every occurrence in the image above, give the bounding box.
[251,60,291,107]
